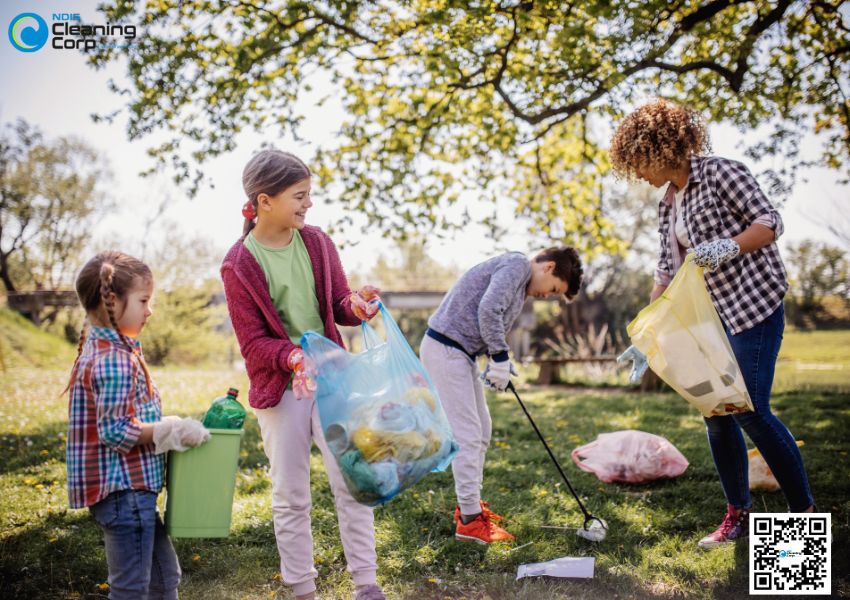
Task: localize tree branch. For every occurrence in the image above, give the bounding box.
[488,0,788,123]
[648,59,736,84]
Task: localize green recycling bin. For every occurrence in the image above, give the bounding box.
[165,428,243,538]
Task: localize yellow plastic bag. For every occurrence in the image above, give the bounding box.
[748,441,805,491]
[627,254,753,417]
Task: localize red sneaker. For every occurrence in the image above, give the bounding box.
[486,518,515,542]
[698,504,749,548]
[455,511,515,544]
[453,501,504,524]
[480,500,504,523]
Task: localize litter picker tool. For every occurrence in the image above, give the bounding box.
[507,382,607,541]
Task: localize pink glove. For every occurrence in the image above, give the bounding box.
[358,285,381,301]
[287,348,317,401]
[350,285,381,321]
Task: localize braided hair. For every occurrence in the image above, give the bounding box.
[65,251,154,396]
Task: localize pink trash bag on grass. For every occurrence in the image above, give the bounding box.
[571,430,689,484]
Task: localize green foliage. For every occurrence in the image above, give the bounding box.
[139,278,232,366]
[357,236,461,291]
[0,120,111,293]
[578,185,660,341]
[0,307,75,369]
[132,224,234,366]
[89,1,849,249]
[784,239,850,328]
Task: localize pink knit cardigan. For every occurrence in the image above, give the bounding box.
[220,225,360,409]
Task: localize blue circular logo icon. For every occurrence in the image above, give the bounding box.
[778,550,788,557]
[8,13,48,52]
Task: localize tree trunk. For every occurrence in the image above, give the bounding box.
[0,253,17,292]
[639,369,667,392]
[536,362,565,385]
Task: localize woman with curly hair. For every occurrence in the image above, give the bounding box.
[611,99,815,549]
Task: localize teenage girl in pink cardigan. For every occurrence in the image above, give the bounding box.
[220,150,384,600]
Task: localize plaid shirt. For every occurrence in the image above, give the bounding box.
[656,156,788,335]
[66,327,164,509]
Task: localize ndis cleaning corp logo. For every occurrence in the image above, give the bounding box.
[8,12,138,52]
[8,12,49,52]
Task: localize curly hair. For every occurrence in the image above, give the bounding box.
[609,99,709,179]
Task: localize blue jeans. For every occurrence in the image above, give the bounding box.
[90,490,181,600]
[704,304,814,512]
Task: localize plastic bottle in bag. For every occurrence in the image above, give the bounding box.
[202,387,246,429]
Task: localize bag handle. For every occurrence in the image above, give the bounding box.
[360,316,383,350]
[571,441,602,476]
[360,302,409,351]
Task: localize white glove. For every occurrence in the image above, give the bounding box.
[688,238,740,272]
[480,358,517,392]
[152,416,211,455]
[617,345,649,384]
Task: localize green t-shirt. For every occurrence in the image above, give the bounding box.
[243,230,325,345]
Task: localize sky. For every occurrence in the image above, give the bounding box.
[1,0,847,284]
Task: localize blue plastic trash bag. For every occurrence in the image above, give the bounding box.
[301,303,458,506]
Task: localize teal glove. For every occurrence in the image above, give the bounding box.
[617,345,648,384]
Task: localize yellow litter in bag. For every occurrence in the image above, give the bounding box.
[404,387,437,412]
[351,427,439,463]
[627,254,753,417]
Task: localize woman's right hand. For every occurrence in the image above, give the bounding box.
[617,345,649,384]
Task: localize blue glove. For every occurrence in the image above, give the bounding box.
[617,345,648,384]
[688,238,740,272]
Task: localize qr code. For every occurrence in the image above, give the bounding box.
[749,513,831,595]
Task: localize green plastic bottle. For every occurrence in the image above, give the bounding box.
[202,387,246,429]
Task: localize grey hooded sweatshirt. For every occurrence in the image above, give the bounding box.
[427,252,531,359]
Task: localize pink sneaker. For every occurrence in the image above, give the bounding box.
[698,504,749,548]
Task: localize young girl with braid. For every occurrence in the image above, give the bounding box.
[221,149,385,600]
[66,251,209,600]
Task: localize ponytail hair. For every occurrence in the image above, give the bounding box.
[65,251,154,396]
[241,149,311,237]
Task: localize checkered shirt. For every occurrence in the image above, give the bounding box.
[656,156,788,335]
[66,327,164,508]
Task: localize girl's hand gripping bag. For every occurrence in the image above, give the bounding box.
[627,254,753,417]
[301,303,458,506]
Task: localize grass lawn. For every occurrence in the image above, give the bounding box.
[1,331,848,599]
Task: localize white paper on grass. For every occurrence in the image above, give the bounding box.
[516,556,595,580]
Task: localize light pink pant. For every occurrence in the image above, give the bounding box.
[419,335,492,516]
[254,390,378,596]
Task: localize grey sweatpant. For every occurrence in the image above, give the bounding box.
[254,389,378,596]
[419,335,492,516]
